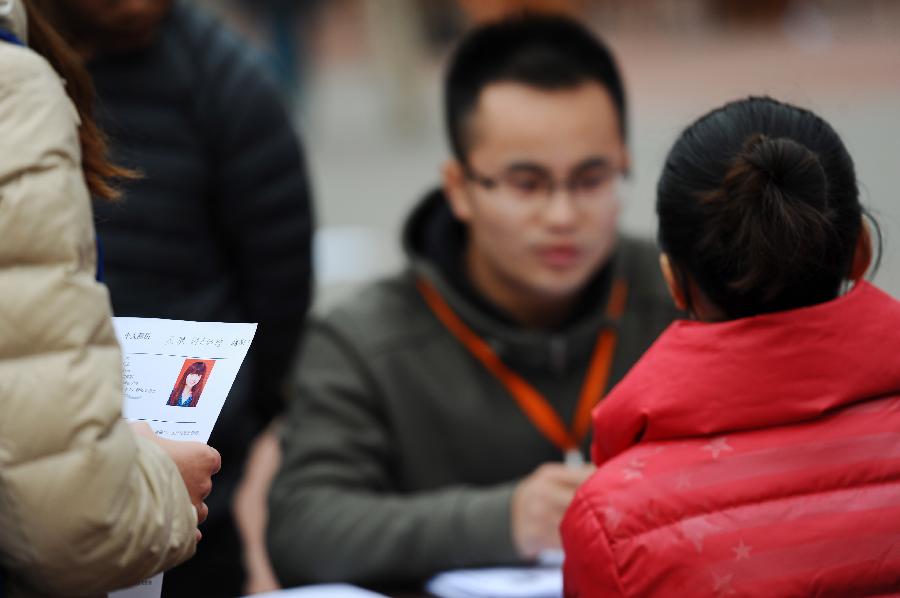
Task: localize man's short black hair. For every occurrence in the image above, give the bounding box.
[444,13,627,164]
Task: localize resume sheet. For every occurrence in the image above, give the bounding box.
[110,317,257,598]
[113,317,257,442]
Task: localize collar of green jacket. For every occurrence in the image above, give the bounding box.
[402,188,631,374]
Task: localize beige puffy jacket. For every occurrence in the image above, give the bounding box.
[0,5,197,596]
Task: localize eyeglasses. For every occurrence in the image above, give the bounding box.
[464,161,621,208]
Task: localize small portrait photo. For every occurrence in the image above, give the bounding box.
[167,359,215,408]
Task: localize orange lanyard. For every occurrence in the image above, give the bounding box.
[416,277,628,460]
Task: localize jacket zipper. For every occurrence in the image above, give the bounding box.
[550,336,567,374]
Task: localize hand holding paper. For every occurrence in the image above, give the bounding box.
[159,436,221,529]
[131,422,220,535]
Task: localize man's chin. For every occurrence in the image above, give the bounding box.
[529,270,594,302]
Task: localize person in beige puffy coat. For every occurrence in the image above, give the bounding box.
[0,1,220,596]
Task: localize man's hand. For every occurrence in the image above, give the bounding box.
[511,462,594,559]
[130,422,222,540]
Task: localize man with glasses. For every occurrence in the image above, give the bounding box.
[268,13,678,588]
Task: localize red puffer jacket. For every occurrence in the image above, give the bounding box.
[561,281,900,597]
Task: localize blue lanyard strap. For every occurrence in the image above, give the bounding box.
[0,29,24,46]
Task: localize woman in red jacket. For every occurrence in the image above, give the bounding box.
[561,96,900,597]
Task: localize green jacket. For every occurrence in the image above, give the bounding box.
[268,191,679,586]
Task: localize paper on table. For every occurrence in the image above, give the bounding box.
[113,317,257,442]
[247,584,387,597]
[426,567,562,598]
[110,317,257,598]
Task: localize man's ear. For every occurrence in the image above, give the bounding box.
[659,253,688,311]
[850,219,873,282]
[442,159,474,222]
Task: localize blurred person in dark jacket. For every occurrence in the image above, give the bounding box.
[37,0,314,595]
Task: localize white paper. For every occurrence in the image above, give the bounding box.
[111,317,257,598]
[109,574,162,598]
[113,317,257,442]
[426,567,562,598]
[247,584,387,597]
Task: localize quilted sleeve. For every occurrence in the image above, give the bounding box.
[561,487,626,598]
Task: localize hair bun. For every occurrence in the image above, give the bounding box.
[734,134,829,211]
[712,133,835,302]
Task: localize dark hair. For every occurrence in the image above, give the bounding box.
[24,0,137,201]
[444,13,626,163]
[168,361,208,407]
[657,96,878,319]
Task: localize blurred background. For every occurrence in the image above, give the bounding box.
[197,0,900,300]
